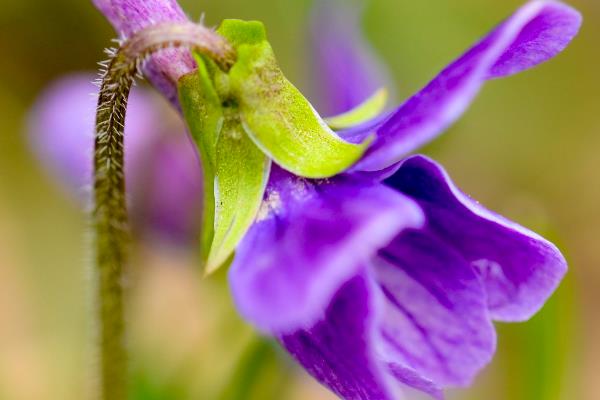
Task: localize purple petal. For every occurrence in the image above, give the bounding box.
[282,270,445,400]
[281,273,403,400]
[374,230,496,387]
[229,167,424,334]
[350,1,581,171]
[277,201,499,397]
[310,0,394,116]
[28,73,203,245]
[92,0,196,106]
[385,155,567,321]
[487,1,582,78]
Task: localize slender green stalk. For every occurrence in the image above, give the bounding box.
[93,22,235,400]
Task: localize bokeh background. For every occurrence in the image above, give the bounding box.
[0,0,598,399]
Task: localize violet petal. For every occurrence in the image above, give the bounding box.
[281,272,402,400]
[385,155,567,321]
[228,167,424,334]
[374,229,496,387]
[282,268,447,399]
[349,1,581,171]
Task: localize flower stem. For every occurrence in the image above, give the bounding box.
[94,51,132,400]
[93,22,236,400]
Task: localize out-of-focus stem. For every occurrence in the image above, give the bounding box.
[93,22,236,400]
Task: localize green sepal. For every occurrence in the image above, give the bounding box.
[218,20,372,179]
[179,53,270,274]
[206,108,271,274]
[325,88,388,130]
[179,55,223,263]
[218,19,267,47]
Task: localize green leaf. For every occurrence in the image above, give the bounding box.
[218,20,371,179]
[325,88,388,130]
[178,55,223,262]
[206,108,271,274]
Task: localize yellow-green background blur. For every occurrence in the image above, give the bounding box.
[0,0,598,399]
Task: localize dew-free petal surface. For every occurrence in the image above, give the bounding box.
[386,155,567,321]
[229,167,424,333]
[348,1,581,171]
[374,230,496,387]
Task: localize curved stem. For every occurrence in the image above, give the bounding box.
[93,22,236,400]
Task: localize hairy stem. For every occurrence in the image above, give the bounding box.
[93,22,235,400]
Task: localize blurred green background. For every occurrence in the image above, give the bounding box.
[0,0,598,399]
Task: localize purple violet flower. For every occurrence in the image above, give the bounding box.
[88,1,581,398]
[28,73,203,245]
[229,1,580,398]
